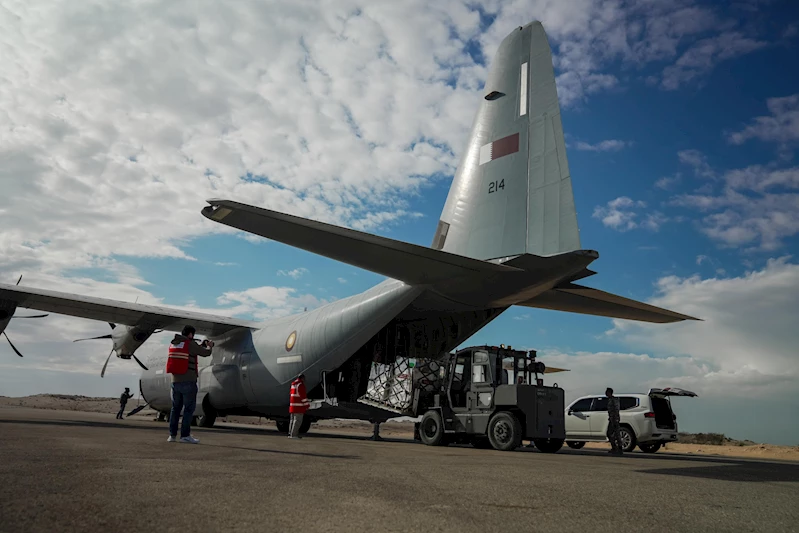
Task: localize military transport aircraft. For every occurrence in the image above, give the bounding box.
[0,21,697,433]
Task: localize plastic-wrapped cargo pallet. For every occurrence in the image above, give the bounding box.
[359,358,442,415]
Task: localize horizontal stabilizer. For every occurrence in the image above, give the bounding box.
[202,199,522,285]
[518,283,699,323]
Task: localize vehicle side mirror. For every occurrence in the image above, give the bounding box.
[567,410,573,416]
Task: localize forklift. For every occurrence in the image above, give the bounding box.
[411,345,566,452]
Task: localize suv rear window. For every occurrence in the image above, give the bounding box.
[619,397,638,410]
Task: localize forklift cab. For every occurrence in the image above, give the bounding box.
[446,346,545,413]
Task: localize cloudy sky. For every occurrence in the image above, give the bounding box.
[1,0,798,444]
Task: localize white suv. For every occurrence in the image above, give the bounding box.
[564,388,697,453]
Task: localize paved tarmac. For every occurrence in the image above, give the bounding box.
[1,407,797,533]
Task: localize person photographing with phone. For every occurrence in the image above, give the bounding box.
[165,325,214,444]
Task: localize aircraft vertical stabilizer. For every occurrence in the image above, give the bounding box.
[431,21,580,260]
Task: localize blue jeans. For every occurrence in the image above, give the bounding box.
[169,381,198,438]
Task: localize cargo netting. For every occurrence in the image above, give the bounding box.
[358,357,443,415]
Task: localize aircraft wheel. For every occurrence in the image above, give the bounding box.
[534,438,564,453]
[487,411,522,451]
[276,420,289,433]
[419,410,445,446]
[299,416,312,434]
[639,442,661,453]
[566,441,586,450]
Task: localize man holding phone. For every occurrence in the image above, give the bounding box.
[166,324,214,444]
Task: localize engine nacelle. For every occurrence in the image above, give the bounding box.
[0,302,15,336]
[110,325,156,357]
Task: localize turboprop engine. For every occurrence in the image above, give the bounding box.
[74,323,158,377]
[0,276,49,357]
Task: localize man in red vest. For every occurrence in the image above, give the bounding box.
[288,373,309,439]
[166,325,213,443]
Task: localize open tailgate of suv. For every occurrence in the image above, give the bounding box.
[648,387,698,397]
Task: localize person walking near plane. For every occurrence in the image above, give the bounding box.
[288,373,309,439]
[606,387,623,455]
[166,325,213,444]
[117,387,134,419]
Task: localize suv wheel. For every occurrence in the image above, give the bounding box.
[487,412,522,451]
[638,442,661,453]
[419,410,445,446]
[566,441,585,450]
[619,426,637,453]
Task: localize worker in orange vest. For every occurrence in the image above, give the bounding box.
[288,373,309,439]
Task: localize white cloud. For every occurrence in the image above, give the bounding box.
[545,258,799,443]
[277,268,309,279]
[671,158,799,250]
[727,94,799,151]
[655,173,682,190]
[660,32,768,90]
[678,149,716,178]
[337,277,348,284]
[574,139,630,152]
[592,197,661,232]
[610,257,799,395]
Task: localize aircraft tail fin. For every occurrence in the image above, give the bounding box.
[518,283,700,323]
[432,21,580,261]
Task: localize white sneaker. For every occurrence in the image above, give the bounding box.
[180,435,200,444]
[167,435,177,442]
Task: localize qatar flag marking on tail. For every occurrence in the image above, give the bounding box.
[478,133,520,166]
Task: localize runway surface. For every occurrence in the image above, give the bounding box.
[1,407,797,533]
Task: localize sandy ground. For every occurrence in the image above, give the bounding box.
[2,394,798,462]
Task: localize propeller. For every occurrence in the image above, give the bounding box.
[2,332,23,357]
[100,348,114,378]
[73,334,113,343]
[1,275,49,356]
[131,354,149,371]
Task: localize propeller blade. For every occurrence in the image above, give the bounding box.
[3,331,24,357]
[100,349,114,378]
[127,404,149,417]
[16,314,49,319]
[73,334,113,343]
[131,353,149,371]
[16,275,22,286]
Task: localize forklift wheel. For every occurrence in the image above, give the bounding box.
[487,412,522,451]
[419,411,445,446]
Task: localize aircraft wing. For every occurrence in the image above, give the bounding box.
[0,283,260,337]
[517,283,699,324]
[201,199,523,284]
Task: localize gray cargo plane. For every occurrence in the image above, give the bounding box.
[0,21,697,432]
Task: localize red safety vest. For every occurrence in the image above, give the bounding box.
[289,379,309,414]
[166,340,191,375]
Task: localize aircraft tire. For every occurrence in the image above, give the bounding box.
[566,441,586,450]
[488,411,522,451]
[299,416,312,434]
[276,420,289,433]
[419,410,445,446]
